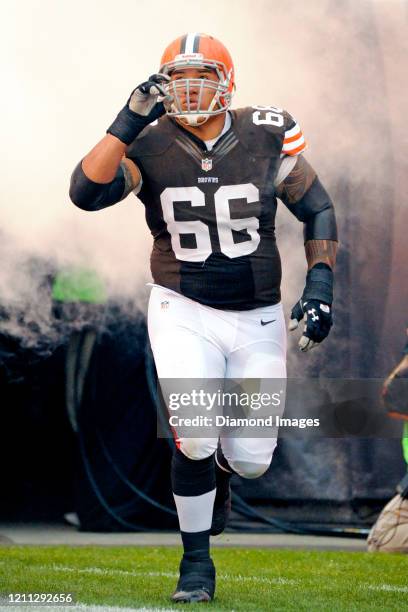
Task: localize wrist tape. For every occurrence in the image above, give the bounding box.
[302,264,333,305]
[107,106,150,145]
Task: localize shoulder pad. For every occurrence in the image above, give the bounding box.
[126,116,174,159]
[231,106,300,157]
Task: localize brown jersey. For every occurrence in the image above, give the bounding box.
[126,106,305,310]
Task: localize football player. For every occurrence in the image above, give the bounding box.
[70,33,338,603]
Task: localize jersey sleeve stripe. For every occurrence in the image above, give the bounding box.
[282,140,307,156]
[282,134,305,151]
[284,123,301,139]
[284,130,304,144]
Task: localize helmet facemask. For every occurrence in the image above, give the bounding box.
[160,55,234,126]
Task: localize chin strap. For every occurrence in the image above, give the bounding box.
[178,114,210,126]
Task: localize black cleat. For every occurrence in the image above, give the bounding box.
[210,483,231,536]
[171,557,216,603]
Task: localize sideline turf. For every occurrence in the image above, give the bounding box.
[0,545,407,611]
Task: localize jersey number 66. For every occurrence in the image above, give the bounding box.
[160,184,261,262]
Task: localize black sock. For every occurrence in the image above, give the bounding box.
[171,449,215,496]
[172,449,215,563]
[181,530,211,562]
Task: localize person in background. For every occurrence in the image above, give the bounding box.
[367,325,408,552]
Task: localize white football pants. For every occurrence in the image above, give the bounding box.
[148,285,287,478]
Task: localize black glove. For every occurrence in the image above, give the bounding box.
[107,74,171,145]
[289,263,333,352]
[289,298,333,351]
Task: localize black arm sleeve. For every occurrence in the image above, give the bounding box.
[282,176,338,242]
[69,161,127,211]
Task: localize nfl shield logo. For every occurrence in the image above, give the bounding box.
[201,158,213,172]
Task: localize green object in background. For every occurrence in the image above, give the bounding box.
[402,422,408,466]
[52,266,107,304]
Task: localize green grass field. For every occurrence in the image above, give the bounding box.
[0,545,407,611]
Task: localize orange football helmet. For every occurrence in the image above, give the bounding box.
[159,33,235,126]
